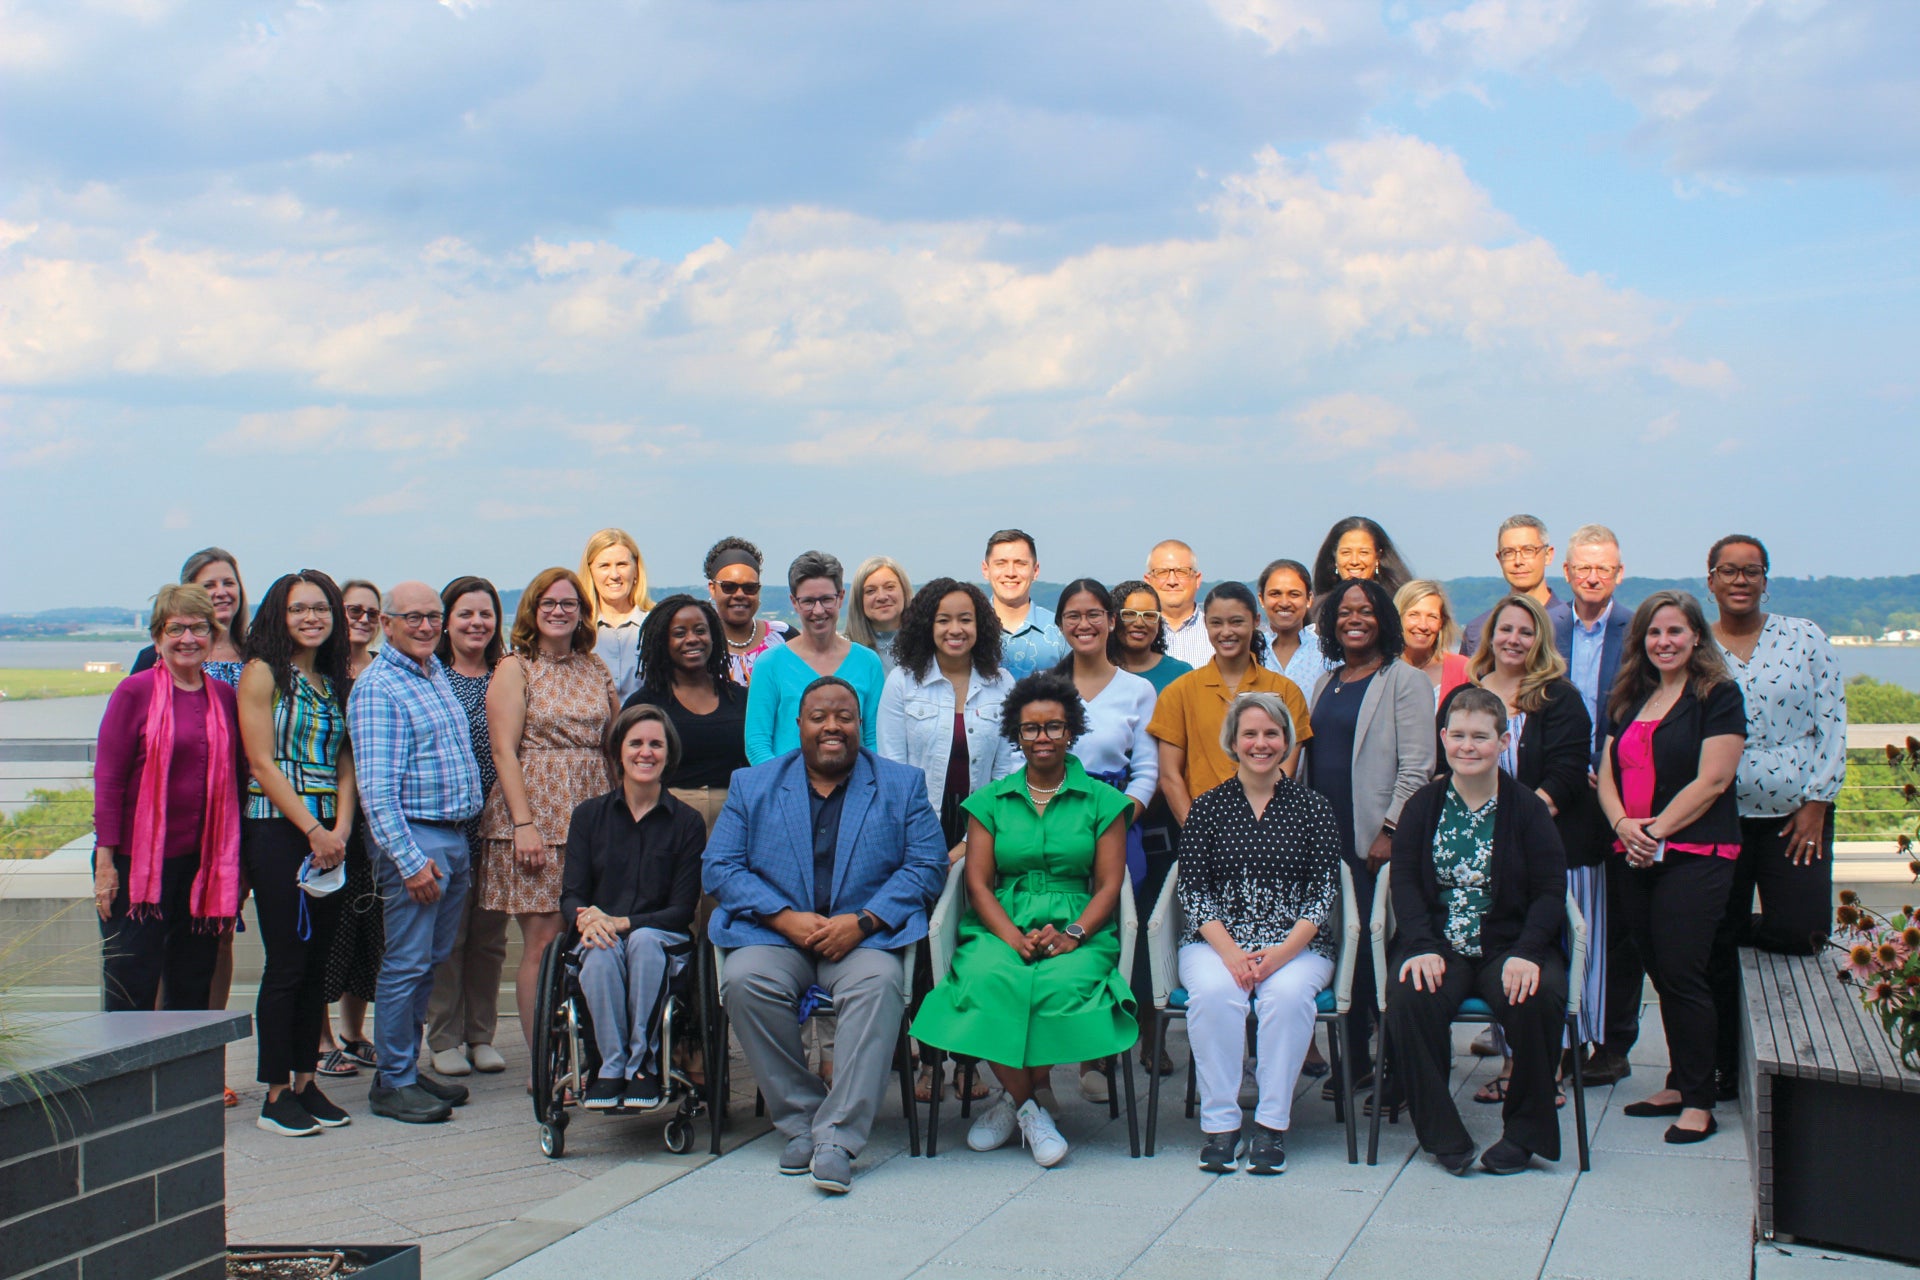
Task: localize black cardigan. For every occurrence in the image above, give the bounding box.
[1605,680,1746,848]
[559,789,706,935]
[1389,772,1567,966]
[1437,678,1608,867]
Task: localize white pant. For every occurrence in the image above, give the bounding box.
[1179,942,1333,1133]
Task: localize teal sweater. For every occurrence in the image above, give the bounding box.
[742,642,886,764]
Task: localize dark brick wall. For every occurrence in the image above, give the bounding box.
[0,1048,227,1280]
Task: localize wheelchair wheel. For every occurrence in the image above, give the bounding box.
[540,1121,566,1159]
[663,1116,693,1154]
[531,934,573,1134]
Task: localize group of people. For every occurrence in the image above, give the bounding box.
[93,514,1846,1188]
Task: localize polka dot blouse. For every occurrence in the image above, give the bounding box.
[1175,775,1343,958]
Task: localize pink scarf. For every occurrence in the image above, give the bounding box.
[126,665,242,928]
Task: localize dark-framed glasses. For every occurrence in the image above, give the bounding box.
[162,622,213,639]
[537,599,582,615]
[1017,721,1071,741]
[394,611,445,630]
[343,604,381,621]
[1710,564,1766,584]
[286,603,332,619]
[1496,544,1550,563]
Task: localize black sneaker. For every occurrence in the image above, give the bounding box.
[1480,1136,1532,1175]
[1246,1125,1286,1175]
[257,1091,320,1137]
[1436,1145,1477,1177]
[584,1078,625,1110]
[1198,1129,1240,1174]
[295,1082,351,1127]
[625,1072,663,1109]
[369,1083,453,1124]
[414,1073,470,1107]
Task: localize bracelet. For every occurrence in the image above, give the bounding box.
[513,820,536,829]
[305,822,322,837]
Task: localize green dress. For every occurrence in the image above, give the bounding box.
[910,757,1139,1067]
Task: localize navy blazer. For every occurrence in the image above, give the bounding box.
[1547,598,1629,770]
[702,747,949,951]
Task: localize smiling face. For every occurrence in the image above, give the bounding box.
[1334,584,1379,660]
[1563,542,1621,611]
[1145,544,1200,613]
[343,584,382,649]
[156,614,212,672]
[1016,699,1071,771]
[448,589,496,663]
[1203,595,1256,662]
[1058,589,1112,660]
[1400,592,1444,661]
[1707,540,1766,619]
[381,581,443,662]
[1233,705,1290,779]
[1489,603,1538,675]
[981,540,1038,610]
[799,683,862,776]
[535,578,582,645]
[791,576,844,642]
[621,716,670,788]
[191,560,241,629]
[709,563,762,627]
[932,589,978,663]
[861,568,905,630]
[1259,566,1311,636]
[1116,589,1163,657]
[590,544,637,612]
[285,580,333,653]
[1334,530,1378,581]
[1644,604,1698,675]
[667,604,711,673]
[1443,708,1506,779]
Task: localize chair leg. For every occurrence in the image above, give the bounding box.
[1145,1010,1165,1157]
[1120,1050,1140,1158]
[926,1047,943,1159]
[897,1027,922,1158]
[1104,1056,1120,1120]
[708,1007,727,1156]
[1367,1021,1388,1166]
[1571,1020,1591,1172]
[959,1059,975,1118]
[1336,1016,1357,1165]
[1183,1038,1198,1120]
[1326,1020,1344,1123]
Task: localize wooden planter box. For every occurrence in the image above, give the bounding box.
[232,1244,422,1278]
[1741,950,1920,1264]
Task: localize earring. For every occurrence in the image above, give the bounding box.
[1761,591,1770,604]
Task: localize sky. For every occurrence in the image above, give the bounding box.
[2,0,1917,611]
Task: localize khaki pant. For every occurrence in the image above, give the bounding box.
[425,887,510,1053]
[669,786,728,836]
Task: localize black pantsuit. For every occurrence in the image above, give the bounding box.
[1385,948,1567,1160]
[99,853,221,1012]
[1602,861,1645,1056]
[1710,810,1835,1077]
[1617,850,1733,1111]
[243,818,347,1084]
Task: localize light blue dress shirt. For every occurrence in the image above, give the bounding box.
[1566,601,1612,737]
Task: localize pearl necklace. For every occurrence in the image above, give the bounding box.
[725,624,759,650]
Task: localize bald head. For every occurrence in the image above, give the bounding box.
[1145,540,1202,614]
[380,580,444,661]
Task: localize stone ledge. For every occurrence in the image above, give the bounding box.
[0,1011,250,1110]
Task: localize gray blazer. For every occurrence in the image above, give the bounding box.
[1308,660,1438,858]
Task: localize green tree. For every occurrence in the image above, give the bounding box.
[1847,676,1920,726]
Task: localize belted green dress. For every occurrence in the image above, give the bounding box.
[910,757,1139,1067]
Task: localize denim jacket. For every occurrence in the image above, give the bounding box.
[876,663,1020,818]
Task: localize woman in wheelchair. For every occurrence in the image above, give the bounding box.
[1382,685,1567,1176]
[561,703,707,1110]
[1177,691,1342,1175]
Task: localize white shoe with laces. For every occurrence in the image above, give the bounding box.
[966,1095,1019,1151]
[1016,1099,1069,1168]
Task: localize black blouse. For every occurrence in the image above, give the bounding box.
[559,789,706,934]
[626,681,750,790]
[1607,680,1747,848]
[1176,776,1343,959]
[1438,678,1608,867]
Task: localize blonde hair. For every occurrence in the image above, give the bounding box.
[1394,579,1462,655]
[846,556,914,652]
[579,528,654,621]
[1467,593,1567,714]
[149,583,217,640]
[511,567,597,657]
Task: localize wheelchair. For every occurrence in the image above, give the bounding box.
[530,923,724,1159]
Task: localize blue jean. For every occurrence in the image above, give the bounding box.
[373,823,471,1089]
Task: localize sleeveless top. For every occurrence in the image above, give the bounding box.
[244,667,345,821]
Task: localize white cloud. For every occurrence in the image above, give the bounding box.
[1655,355,1737,390]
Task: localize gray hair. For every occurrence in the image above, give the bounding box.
[1566,523,1619,551]
[1496,513,1548,543]
[1220,691,1297,762]
[787,550,845,595]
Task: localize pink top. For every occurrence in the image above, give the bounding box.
[1612,720,1739,860]
[94,677,244,858]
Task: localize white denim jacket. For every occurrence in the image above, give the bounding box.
[876,663,1020,819]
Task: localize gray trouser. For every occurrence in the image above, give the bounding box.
[722,945,905,1157]
[577,927,690,1079]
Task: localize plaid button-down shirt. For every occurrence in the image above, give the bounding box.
[347,644,483,878]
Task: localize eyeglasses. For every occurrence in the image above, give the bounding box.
[1496,545,1550,563]
[1710,564,1766,583]
[1565,563,1619,579]
[393,611,445,630]
[1117,609,1161,625]
[793,594,841,613]
[162,622,213,639]
[1017,721,1071,741]
[537,599,581,615]
[286,603,332,619]
[1059,610,1108,626]
[1147,567,1198,581]
[344,605,380,621]
[711,581,762,597]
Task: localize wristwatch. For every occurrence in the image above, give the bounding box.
[858,910,881,936]
[1063,923,1086,942]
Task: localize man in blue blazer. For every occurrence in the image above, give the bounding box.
[705,676,948,1194]
[1546,524,1636,1086]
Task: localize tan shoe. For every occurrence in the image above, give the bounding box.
[430,1046,472,1077]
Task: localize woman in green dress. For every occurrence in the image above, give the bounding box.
[910,672,1138,1167]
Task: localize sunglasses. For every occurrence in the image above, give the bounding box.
[711,581,762,597]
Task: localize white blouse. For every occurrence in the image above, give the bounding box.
[1069,669,1160,810]
[1716,614,1848,819]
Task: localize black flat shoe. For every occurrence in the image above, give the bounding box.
[1479,1137,1533,1175]
[1435,1145,1477,1177]
[1622,1099,1684,1118]
[1665,1115,1718,1144]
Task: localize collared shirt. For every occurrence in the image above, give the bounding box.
[596,615,646,703]
[999,608,1069,680]
[808,780,849,913]
[346,644,484,878]
[1162,608,1214,669]
[1262,624,1333,696]
[1147,661,1314,798]
[1566,600,1613,736]
[559,789,706,932]
[1716,614,1848,818]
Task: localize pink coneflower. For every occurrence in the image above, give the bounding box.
[1873,981,1896,1004]
[1848,943,1879,982]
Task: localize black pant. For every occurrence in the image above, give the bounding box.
[1344,856,1380,1075]
[1384,948,1566,1159]
[243,818,346,1085]
[1711,811,1835,1076]
[1617,851,1733,1111]
[1602,857,1645,1056]
[99,854,221,1012]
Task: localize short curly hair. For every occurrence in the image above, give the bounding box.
[1313,577,1405,664]
[892,578,1004,682]
[998,671,1088,746]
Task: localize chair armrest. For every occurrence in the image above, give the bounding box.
[1332,861,1359,1015]
[1564,888,1588,1018]
[926,860,967,985]
[1117,871,1140,993]
[1144,861,1182,1008]
[1370,864,1393,1012]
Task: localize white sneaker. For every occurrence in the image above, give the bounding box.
[967,1095,1019,1152]
[1017,1099,1069,1168]
[1080,1068,1110,1104]
[469,1043,507,1073]
[431,1046,472,1077]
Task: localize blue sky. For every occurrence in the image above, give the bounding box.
[2,0,1916,610]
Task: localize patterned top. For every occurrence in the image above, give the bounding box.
[1715,614,1848,818]
[1433,786,1497,957]
[477,651,617,847]
[446,668,497,831]
[1163,609,1214,668]
[245,667,345,821]
[1176,776,1342,957]
[726,619,796,687]
[346,645,484,878]
[1000,612,1070,680]
[205,661,245,689]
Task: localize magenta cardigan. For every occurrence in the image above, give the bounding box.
[93,676,245,860]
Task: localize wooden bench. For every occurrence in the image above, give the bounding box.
[1741,948,1920,1263]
